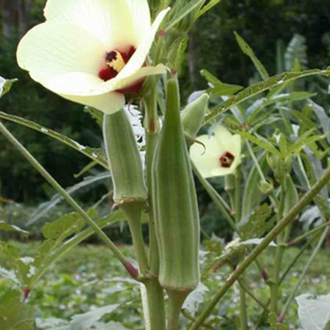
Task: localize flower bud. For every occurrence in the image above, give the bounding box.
[181,93,209,147]
[258,180,274,194]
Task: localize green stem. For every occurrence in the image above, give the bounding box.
[181,310,215,330]
[234,168,242,222]
[120,202,149,275]
[286,222,330,247]
[279,231,321,285]
[254,231,322,329]
[144,280,166,330]
[0,120,137,278]
[167,290,189,330]
[192,162,235,230]
[190,165,330,330]
[239,284,248,330]
[237,279,269,313]
[279,227,328,323]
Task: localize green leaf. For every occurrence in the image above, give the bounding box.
[29,210,125,288]
[0,221,28,236]
[208,83,243,98]
[296,293,330,330]
[0,77,18,98]
[194,0,222,21]
[204,68,330,125]
[71,304,121,329]
[239,204,275,240]
[28,172,111,225]
[247,92,315,124]
[234,31,269,80]
[237,131,280,155]
[84,106,104,127]
[42,212,85,240]
[165,0,205,31]
[0,297,35,330]
[175,34,189,71]
[0,111,109,169]
[242,152,268,218]
[200,69,222,85]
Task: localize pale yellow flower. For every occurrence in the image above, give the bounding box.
[190,126,241,178]
[17,0,169,114]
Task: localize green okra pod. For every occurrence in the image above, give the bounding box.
[103,110,148,204]
[152,78,200,293]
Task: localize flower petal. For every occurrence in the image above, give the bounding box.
[44,0,138,50]
[60,92,125,114]
[46,72,124,113]
[17,22,106,85]
[190,135,221,178]
[125,0,151,43]
[87,65,167,95]
[117,7,170,79]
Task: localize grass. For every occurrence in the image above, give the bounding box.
[0,241,329,329]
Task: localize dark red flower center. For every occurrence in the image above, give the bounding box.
[98,46,144,94]
[98,46,136,82]
[219,152,235,168]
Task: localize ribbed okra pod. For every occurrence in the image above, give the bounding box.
[103,110,148,204]
[152,78,200,293]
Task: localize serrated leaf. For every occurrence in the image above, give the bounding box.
[175,35,189,71]
[29,210,125,288]
[0,77,18,98]
[0,111,109,169]
[0,297,35,330]
[296,293,330,330]
[208,83,243,98]
[93,322,129,330]
[204,68,330,125]
[234,31,269,80]
[239,204,275,240]
[84,106,104,127]
[200,69,222,85]
[0,267,20,285]
[71,304,121,329]
[28,172,110,225]
[0,221,28,236]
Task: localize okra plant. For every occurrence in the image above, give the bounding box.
[1,0,330,329]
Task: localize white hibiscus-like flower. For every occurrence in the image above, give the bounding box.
[17,0,170,114]
[190,126,242,178]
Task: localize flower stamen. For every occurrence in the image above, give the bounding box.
[106,50,126,73]
[220,152,235,168]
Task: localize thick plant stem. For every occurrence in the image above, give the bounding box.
[167,290,189,330]
[0,120,137,278]
[190,166,330,330]
[144,280,166,330]
[143,80,166,330]
[120,202,149,275]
